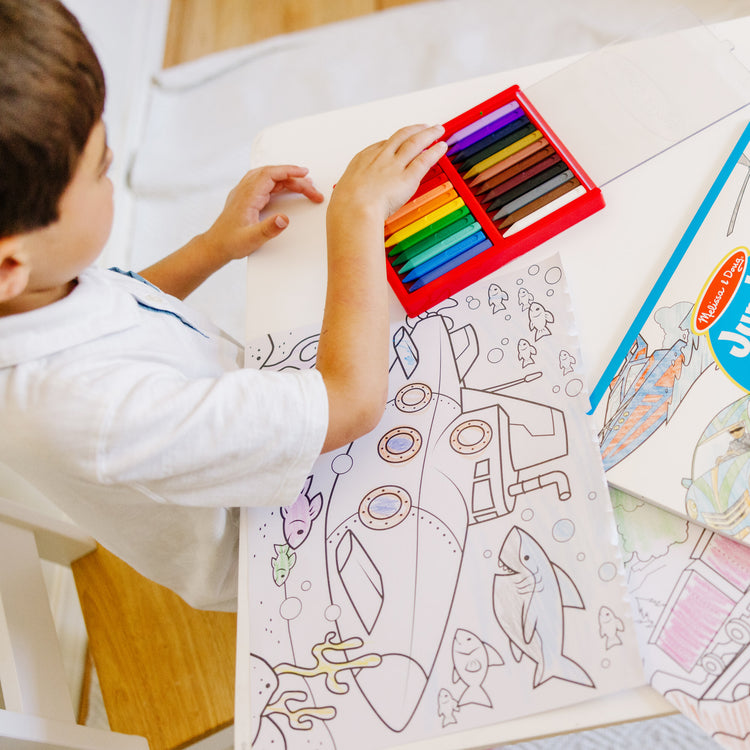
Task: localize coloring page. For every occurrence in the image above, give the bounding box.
[242,253,644,749]
[613,486,750,748]
[595,124,750,545]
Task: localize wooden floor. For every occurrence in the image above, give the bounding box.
[165,0,426,67]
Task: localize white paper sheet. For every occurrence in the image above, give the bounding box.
[239,254,644,749]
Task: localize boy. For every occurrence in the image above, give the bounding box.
[0,0,446,610]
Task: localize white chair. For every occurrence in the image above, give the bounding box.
[0,495,148,750]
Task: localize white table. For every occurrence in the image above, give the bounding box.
[238,16,750,749]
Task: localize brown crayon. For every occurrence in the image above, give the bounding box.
[481,153,563,205]
[474,145,558,196]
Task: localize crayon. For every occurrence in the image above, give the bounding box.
[463,131,544,179]
[409,172,449,201]
[448,115,531,164]
[402,230,487,282]
[446,106,525,155]
[384,181,456,235]
[384,196,466,247]
[480,153,563,205]
[467,137,550,189]
[390,213,476,265]
[473,145,558,196]
[397,221,483,275]
[422,162,444,181]
[370,167,444,210]
[484,161,569,214]
[445,101,521,146]
[500,179,583,232]
[386,205,471,257]
[408,238,494,291]
[455,123,539,174]
[492,169,575,221]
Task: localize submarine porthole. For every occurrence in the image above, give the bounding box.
[395,383,432,413]
[359,486,411,530]
[378,427,422,463]
[450,420,492,454]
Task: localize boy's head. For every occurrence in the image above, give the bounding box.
[0,0,106,239]
[0,0,112,312]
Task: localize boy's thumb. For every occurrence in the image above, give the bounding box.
[264,214,289,237]
[248,214,289,249]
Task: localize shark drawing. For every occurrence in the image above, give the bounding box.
[492,526,594,689]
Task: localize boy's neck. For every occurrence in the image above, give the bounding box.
[0,279,77,317]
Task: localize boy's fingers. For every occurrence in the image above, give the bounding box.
[262,164,310,181]
[407,139,448,176]
[249,165,324,202]
[283,176,325,203]
[385,124,430,152]
[392,124,445,164]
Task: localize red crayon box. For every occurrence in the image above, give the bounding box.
[385,85,604,316]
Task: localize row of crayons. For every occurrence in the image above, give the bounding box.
[384,97,586,293]
[384,167,492,292]
[445,99,585,232]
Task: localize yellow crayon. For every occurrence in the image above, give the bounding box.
[462,130,543,180]
[384,196,467,247]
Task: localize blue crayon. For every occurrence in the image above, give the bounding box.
[397,220,482,275]
[408,238,494,291]
[402,230,487,282]
[391,213,476,266]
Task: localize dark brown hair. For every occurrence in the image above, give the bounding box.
[0,0,106,238]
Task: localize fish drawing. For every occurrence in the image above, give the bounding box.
[517,338,537,368]
[488,283,509,313]
[598,606,624,649]
[437,688,460,727]
[559,349,576,375]
[271,543,297,586]
[518,287,534,311]
[282,475,323,549]
[528,302,554,340]
[451,628,504,707]
[492,526,594,689]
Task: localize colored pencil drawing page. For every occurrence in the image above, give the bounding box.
[612,487,750,748]
[594,122,750,546]
[241,253,643,749]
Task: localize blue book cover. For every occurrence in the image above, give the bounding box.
[591,121,750,544]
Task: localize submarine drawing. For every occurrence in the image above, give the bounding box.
[322,310,570,732]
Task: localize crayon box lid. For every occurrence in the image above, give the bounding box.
[524,9,750,187]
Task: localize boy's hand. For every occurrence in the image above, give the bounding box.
[329,124,447,221]
[205,165,325,262]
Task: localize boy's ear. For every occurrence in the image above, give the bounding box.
[0,236,30,302]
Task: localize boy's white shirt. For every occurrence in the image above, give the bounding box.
[0,266,328,610]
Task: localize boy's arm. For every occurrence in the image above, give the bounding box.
[138,165,324,299]
[139,126,446,455]
[317,124,446,453]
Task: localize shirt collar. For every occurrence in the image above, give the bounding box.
[0,266,141,367]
